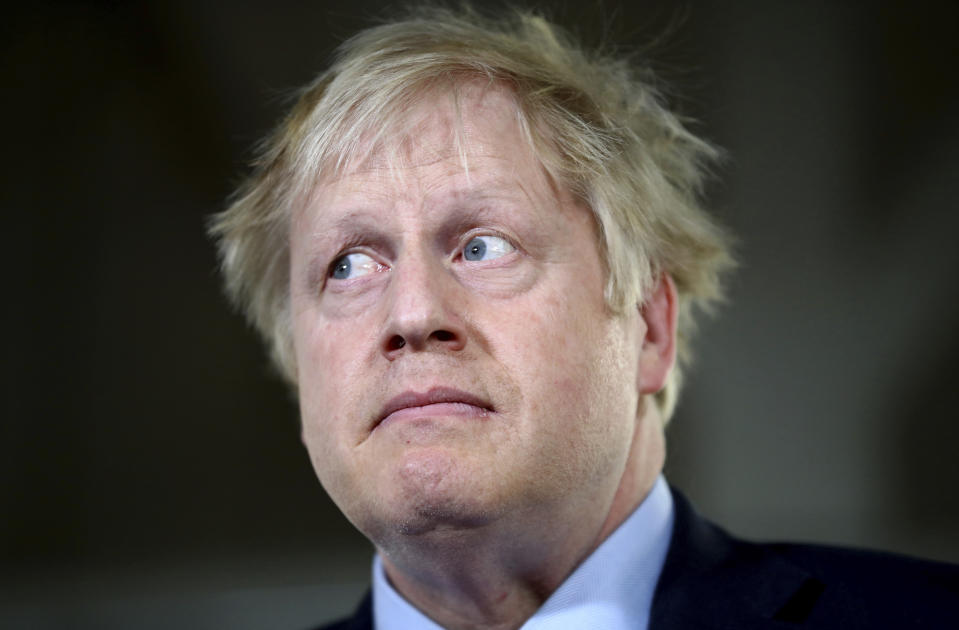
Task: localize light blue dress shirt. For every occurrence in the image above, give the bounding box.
[372,475,675,630]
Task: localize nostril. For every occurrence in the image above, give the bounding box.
[433,330,454,342]
[384,329,460,354]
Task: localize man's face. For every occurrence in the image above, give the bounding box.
[289,86,644,543]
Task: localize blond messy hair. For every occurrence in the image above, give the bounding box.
[209,4,734,422]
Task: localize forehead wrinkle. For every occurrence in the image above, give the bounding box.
[332,157,544,219]
[330,82,528,188]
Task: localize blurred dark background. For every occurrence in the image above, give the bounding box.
[3,1,958,627]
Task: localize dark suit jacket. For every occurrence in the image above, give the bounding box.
[314,488,959,629]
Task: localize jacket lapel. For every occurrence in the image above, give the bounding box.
[650,488,819,629]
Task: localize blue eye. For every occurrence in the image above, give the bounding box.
[330,252,383,280]
[463,235,514,261]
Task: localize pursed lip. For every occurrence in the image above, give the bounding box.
[375,387,494,429]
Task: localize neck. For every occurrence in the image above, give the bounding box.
[378,400,666,630]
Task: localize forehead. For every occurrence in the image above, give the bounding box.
[300,82,564,215]
[332,82,536,182]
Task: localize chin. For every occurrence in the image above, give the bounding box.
[393,500,496,537]
[367,450,506,538]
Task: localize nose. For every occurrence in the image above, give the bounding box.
[380,253,466,359]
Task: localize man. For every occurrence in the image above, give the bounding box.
[210,6,958,629]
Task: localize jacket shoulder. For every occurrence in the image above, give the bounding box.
[653,487,959,629]
[770,541,959,626]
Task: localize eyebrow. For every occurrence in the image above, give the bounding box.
[301,177,537,267]
[323,210,390,241]
[299,210,390,288]
[318,179,527,231]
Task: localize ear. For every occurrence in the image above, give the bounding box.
[637,273,678,395]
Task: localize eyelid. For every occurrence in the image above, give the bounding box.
[458,229,519,256]
[326,249,389,283]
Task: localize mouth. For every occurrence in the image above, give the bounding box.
[375,387,494,429]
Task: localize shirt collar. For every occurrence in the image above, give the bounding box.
[372,475,674,630]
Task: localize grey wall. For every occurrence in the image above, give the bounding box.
[665,0,959,560]
[3,1,957,627]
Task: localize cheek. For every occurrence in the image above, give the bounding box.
[295,325,371,512]
[494,295,588,417]
[294,298,377,397]
[521,289,606,383]
[501,288,638,448]
[293,307,365,460]
[294,316,333,414]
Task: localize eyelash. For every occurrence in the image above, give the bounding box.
[456,230,516,256]
[325,249,380,278]
[324,230,518,278]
